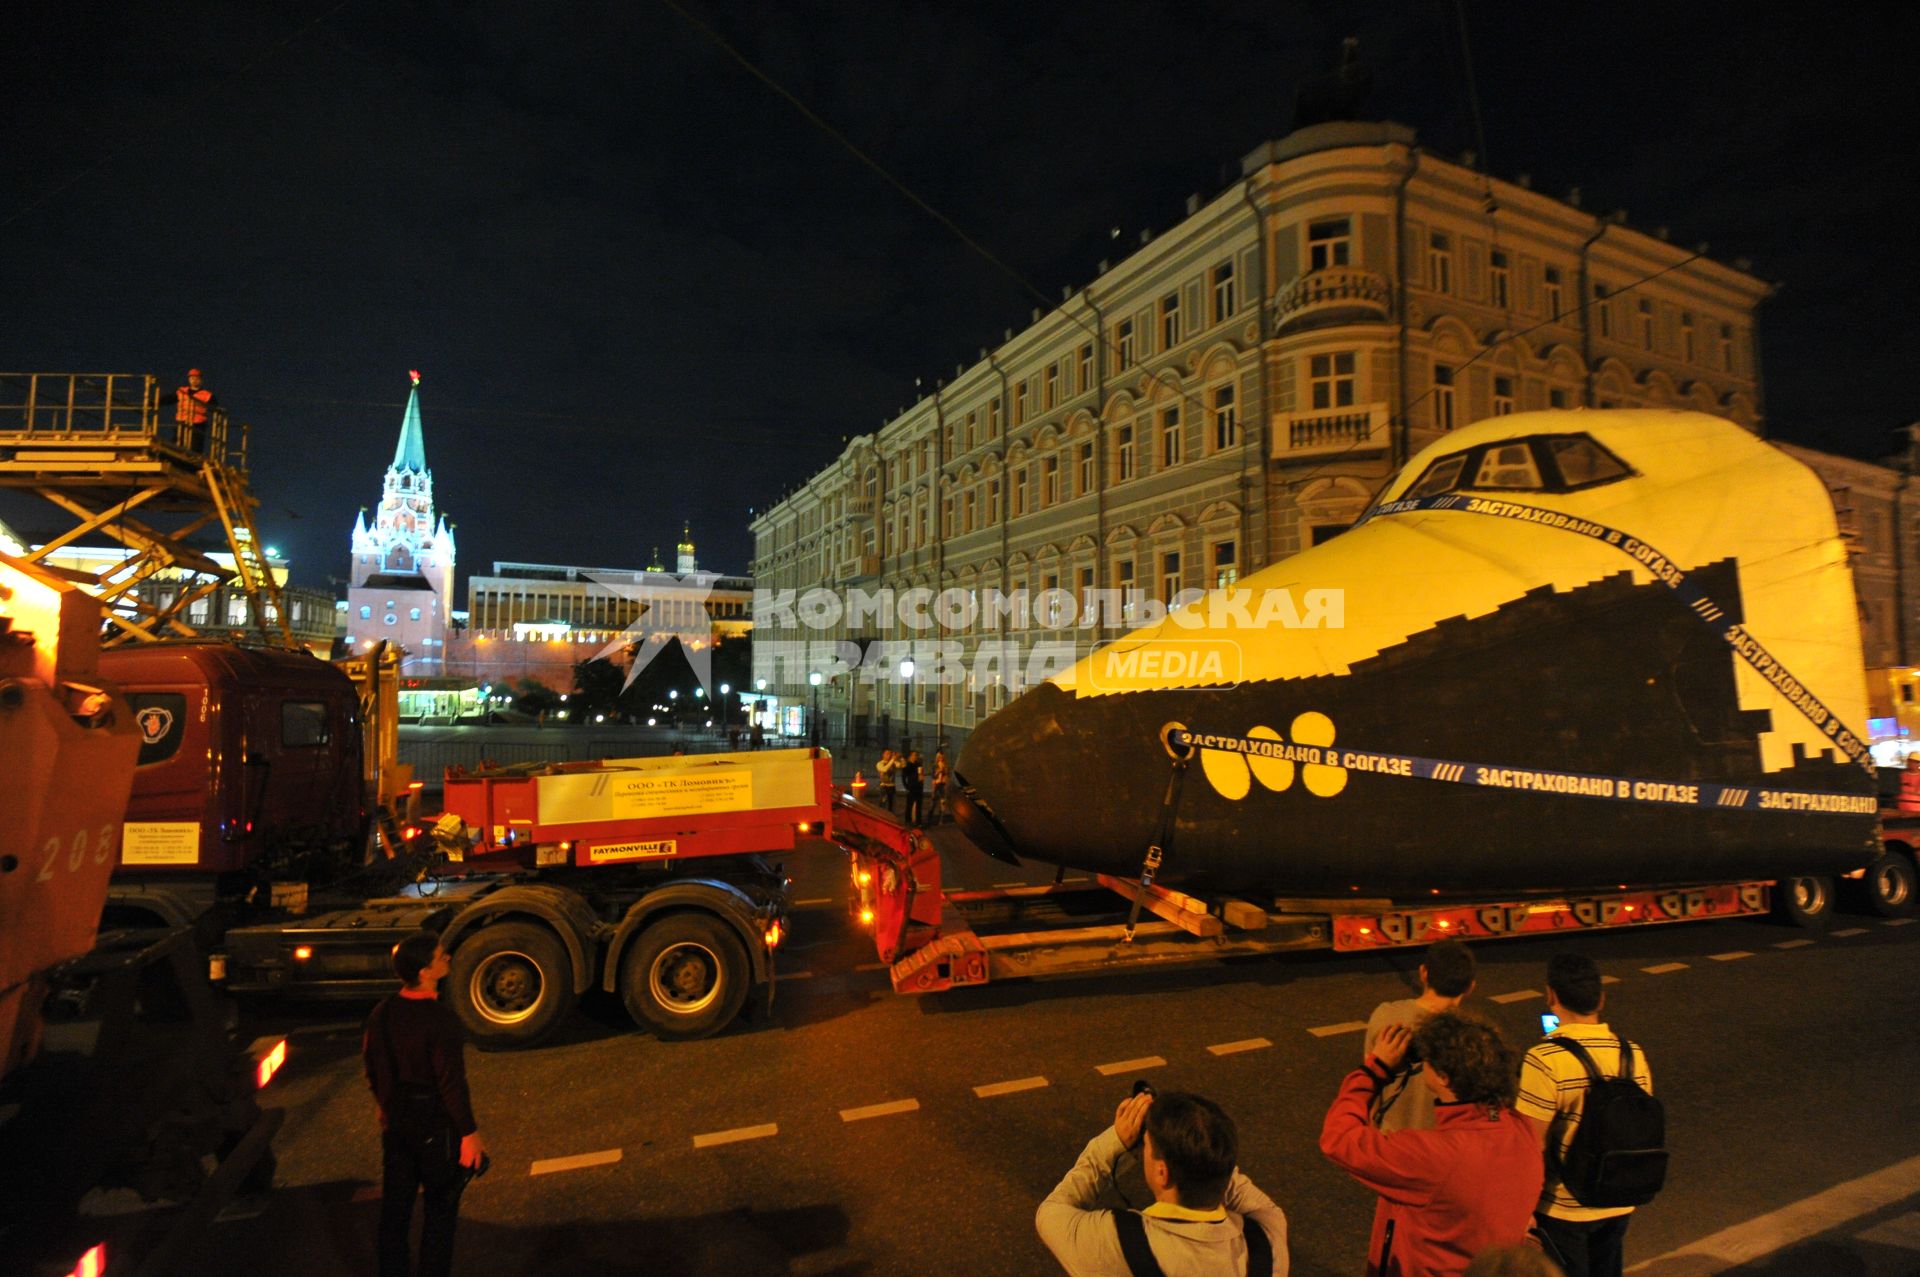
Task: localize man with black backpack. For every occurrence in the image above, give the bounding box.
[1516,953,1664,1277]
[1036,1088,1289,1275]
[364,931,489,1277]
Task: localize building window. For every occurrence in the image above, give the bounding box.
[1116,319,1135,371]
[1160,551,1182,606]
[1493,376,1516,416]
[1013,470,1028,517]
[1595,284,1612,338]
[987,400,1001,437]
[1720,322,1734,371]
[942,496,954,538]
[1117,425,1136,481]
[410,607,421,621]
[1160,406,1182,468]
[1490,250,1510,308]
[1211,383,1238,450]
[1160,293,1180,350]
[1078,343,1094,392]
[1310,218,1351,271]
[917,506,927,545]
[965,411,977,450]
[1549,387,1569,409]
[1681,312,1696,363]
[1639,298,1654,350]
[1212,540,1237,589]
[1079,441,1095,494]
[1042,456,1059,506]
[1045,364,1059,409]
[1309,352,1357,410]
[964,489,977,532]
[384,613,398,626]
[1078,566,1095,616]
[1212,260,1236,322]
[360,604,372,620]
[988,479,1001,522]
[1427,232,1452,293]
[1116,558,1136,621]
[1014,382,1028,425]
[1544,266,1563,317]
[1434,364,1456,430]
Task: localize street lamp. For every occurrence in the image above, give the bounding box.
[808,670,823,746]
[899,656,915,753]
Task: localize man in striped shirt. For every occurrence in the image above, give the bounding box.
[1514,953,1653,1277]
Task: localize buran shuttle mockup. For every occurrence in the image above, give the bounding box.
[954,411,1880,896]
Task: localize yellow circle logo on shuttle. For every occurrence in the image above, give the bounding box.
[1200,714,1348,801]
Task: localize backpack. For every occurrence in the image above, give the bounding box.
[1111,1208,1271,1277]
[1551,1035,1667,1208]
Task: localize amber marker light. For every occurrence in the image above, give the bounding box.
[764,921,783,948]
[293,946,313,961]
[256,1038,288,1088]
[857,869,872,887]
[67,1243,106,1277]
[859,908,875,926]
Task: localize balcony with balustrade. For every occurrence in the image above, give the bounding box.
[1272,267,1391,333]
[1271,403,1390,460]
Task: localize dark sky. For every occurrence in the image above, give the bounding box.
[5,1,1915,591]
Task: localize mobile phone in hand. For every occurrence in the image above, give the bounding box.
[1540,1013,1560,1034]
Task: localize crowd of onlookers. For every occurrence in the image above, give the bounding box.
[1036,940,1659,1277]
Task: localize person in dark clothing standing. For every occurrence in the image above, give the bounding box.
[901,749,925,826]
[364,932,488,1277]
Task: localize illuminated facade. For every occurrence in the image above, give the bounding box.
[751,119,1771,749]
[345,374,455,672]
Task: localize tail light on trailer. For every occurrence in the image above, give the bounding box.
[764,921,783,948]
[67,1244,106,1277]
[255,1038,288,1088]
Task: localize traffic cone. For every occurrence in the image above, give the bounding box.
[852,769,868,800]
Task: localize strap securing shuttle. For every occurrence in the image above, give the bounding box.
[1122,726,1195,943]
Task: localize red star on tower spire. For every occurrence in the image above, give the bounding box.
[409,369,421,385]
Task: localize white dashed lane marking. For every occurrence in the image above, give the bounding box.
[839,1099,919,1122]
[974,1076,1049,1098]
[693,1123,779,1149]
[1095,1056,1166,1077]
[1207,1038,1272,1056]
[775,970,815,980]
[1709,951,1754,962]
[1492,990,1542,1004]
[991,881,1026,889]
[1773,939,1817,949]
[1308,1021,1369,1038]
[793,897,832,906]
[1643,962,1689,974]
[1882,917,1916,927]
[1602,975,1622,985]
[531,1148,622,1176]
[1832,927,1869,937]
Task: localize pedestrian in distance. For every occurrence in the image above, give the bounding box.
[749,721,764,750]
[1362,937,1477,1132]
[1037,1087,1289,1276]
[363,931,488,1277]
[175,367,217,454]
[1320,1011,1544,1277]
[930,746,951,823]
[1515,954,1660,1277]
[876,747,900,813]
[902,748,925,826]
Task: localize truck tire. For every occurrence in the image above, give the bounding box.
[447,922,574,1050]
[1862,850,1918,918]
[620,913,749,1041]
[1774,874,1835,929]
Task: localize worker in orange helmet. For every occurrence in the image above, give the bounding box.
[175,368,217,455]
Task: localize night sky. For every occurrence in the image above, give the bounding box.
[5,1,1915,592]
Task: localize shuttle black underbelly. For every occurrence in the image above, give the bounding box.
[956,562,1877,895]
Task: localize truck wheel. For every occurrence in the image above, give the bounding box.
[620,914,749,1041]
[447,922,573,1049]
[1863,851,1918,918]
[1774,874,1835,929]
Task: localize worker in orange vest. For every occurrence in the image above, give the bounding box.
[175,368,217,454]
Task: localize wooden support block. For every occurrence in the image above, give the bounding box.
[1220,899,1268,931]
[1096,873,1224,938]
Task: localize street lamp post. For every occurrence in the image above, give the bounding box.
[808,670,823,746]
[899,655,915,754]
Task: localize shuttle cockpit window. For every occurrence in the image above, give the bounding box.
[1397,434,1634,502]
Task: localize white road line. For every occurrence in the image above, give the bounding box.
[1491,990,1542,1004]
[1709,951,1753,962]
[1207,1038,1272,1056]
[1602,975,1622,985]
[1832,927,1869,937]
[1772,939,1816,949]
[693,1123,779,1149]
[1642,962,1689,974]
[1882,917,1916,928]
[530,1148,623,1176]
[853,961,891,972]
[974,1076,1049,1098]
[1307,1021,1369,1038]
[793,897,832,906]
[1627,1152,1920,1274]
[775,969,815,980]
[1096,1056,1167,1076]
[840,1098,920,1122]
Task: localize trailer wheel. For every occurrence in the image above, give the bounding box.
[620,913,749,1041]
[447,922,573,1050]
[1861,851,1917,918]
[1774,874,1835,929]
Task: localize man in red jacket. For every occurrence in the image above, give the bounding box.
[1320,1011,1544,1277]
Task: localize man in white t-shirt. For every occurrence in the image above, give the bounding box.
[1361,937,1477,1132]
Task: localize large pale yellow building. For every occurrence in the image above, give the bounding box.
[751,120,1772,749]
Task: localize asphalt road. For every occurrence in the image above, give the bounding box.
[205,837,1920,1277]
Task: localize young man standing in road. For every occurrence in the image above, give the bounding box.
[1037,1089,1289,1275]
[1362,937,1477,1131]
[1516,953,1654,1277]
[363,931,488,1277]
[1320,1011,1543,1277]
